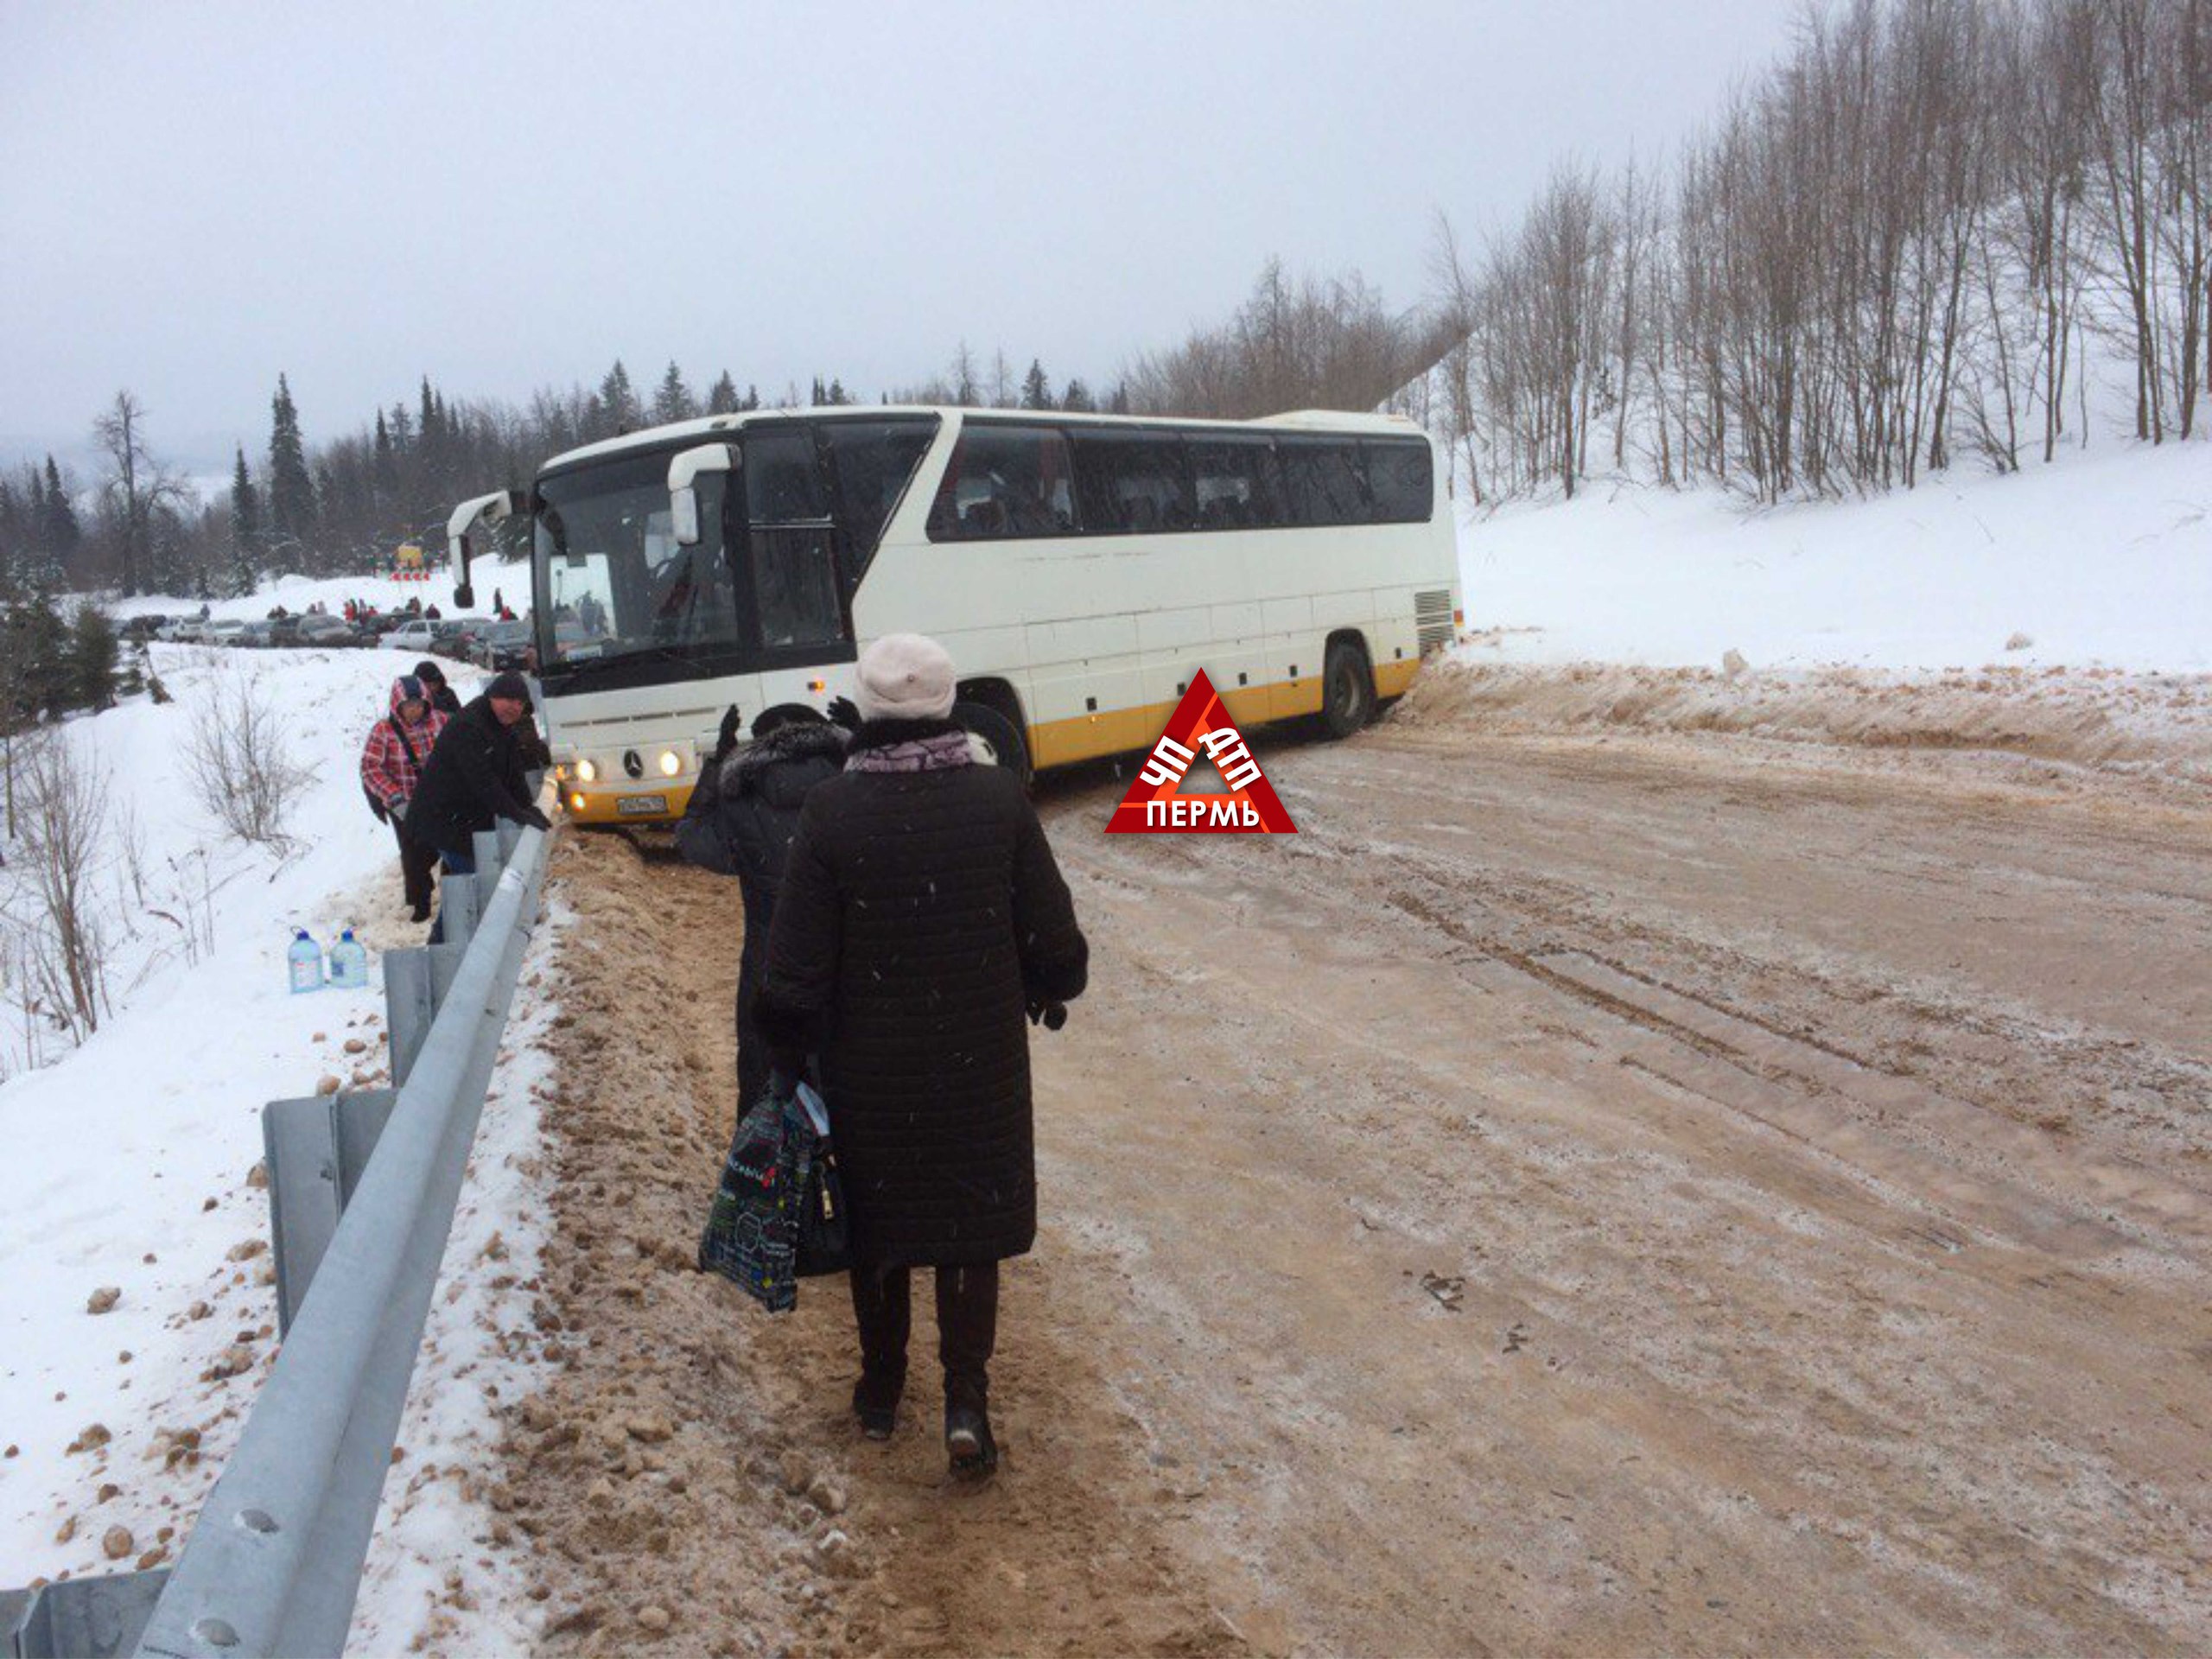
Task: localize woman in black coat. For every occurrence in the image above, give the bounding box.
[756,635,1087,1474]
[674,704,847,1115]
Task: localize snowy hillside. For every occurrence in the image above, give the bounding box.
[1455,442,2212,675]
[0,643,547,1605]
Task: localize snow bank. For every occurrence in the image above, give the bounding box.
[0,642,547,1602]
[1457,442,2212,674]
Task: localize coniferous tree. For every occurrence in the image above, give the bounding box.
[228,447,261,595]
[653,360,696,424]
[40,456,80,590]
[1061,377,1096,412]
[707,371,740,414]
[0,476,18,594]
[810,376,826,405]
[67,603,118,711]
[266,374,316,570]
[825,378,849,405]
[742,384,761,411]
[599,360,640,431]
[1020,359,1053,410]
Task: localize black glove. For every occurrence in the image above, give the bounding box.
[714,704,742,762]
[1027,1000,1067,1031]
[523,806,554,832]
[826,695,861,733]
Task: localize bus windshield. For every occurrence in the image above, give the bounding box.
[532,451,738,672]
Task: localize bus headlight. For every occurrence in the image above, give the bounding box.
[569,791,588,813]
[658,749,683,778]
[575,758,598,783]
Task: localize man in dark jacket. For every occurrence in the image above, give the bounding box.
[675,703,847,1116]
[409,671,552,876]
[757,634,1087,1476]
[414,659,463,717]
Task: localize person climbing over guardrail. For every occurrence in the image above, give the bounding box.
[409,671,552,906]
[755,632,1089,1477]
[674,702,848,1116]
[358,673,448,924]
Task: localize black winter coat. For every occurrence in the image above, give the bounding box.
[409,695,547,858]
[674,720,847,1110]
[756,719,1089,1267]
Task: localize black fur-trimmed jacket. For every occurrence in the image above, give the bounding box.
[677,720,849,1105]
[756,717,1089,1267]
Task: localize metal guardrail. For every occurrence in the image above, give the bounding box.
[3,818,550,1659]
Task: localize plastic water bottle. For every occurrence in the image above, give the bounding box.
[328,929,368,990]
[287,930,325,995]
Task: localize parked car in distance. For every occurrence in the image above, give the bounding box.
[296,615,360,648]
[207,619,248,646]
[471,620,534,671]
[265,616,306,648]
[120,614,168,643]
[235,620,274,648]
[385,620,439,654]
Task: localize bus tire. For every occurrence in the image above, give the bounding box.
[1319,639,1373,740]
[955,697,1032,785]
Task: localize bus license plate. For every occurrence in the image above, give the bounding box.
[615,794,667,817]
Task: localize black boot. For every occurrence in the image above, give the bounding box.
[853,1374,899,1441]
[945,1404,997,1476]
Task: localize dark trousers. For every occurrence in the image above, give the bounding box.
[392,821,439,918]
[428,846,475,945]
[849,1261,999,1414]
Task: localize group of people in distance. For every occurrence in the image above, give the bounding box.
[357,658,551,924]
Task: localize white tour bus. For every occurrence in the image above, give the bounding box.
[448,405,1459,825]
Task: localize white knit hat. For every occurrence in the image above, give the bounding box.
[855,632,957,721]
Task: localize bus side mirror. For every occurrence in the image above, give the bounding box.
[668,443,738,547]
[448,488,524,611]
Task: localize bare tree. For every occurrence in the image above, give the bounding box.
[6,733,114,1044]
[92,391,190,598]
[181,663,317,852]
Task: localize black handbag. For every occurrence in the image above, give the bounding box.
[793,1082,853,1277]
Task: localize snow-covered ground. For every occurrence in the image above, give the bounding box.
[0,642,550,1627]
[1457,441,2212,673]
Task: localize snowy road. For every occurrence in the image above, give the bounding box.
[500,713,2212,1657]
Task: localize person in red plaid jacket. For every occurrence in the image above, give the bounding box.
[359,675,448,923]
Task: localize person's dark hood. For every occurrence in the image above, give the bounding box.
[726,718,848,804]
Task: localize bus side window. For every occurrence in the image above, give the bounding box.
[1070,430,1193,536]
[824,418,938,576]
[1363,439,1433,523]
[928,424,1075,541]
[1281,439,1372,527]
[1187,436,1287,531]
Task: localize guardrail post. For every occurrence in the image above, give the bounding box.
[438,871,482,952]
[471,829,504,885]
[382,944,463,1088]
[263,1090,398,1336]
[8,1571,169,1657]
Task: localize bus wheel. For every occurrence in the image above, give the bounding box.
[955,698,1032,785]
[1319,640,1372,740]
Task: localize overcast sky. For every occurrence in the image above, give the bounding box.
[2,1,1801,474]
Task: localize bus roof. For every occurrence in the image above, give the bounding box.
[537,404,1423,477]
